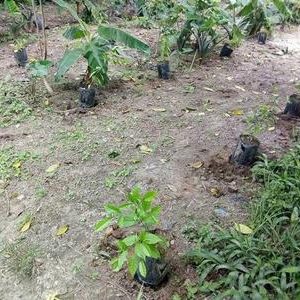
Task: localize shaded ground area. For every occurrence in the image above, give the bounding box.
[0,7,300,299]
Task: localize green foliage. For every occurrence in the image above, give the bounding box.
[186,145,300,299]
[95,187,167,277]
[239,0,290,34]
[54,0,150,86]
[0,147,32,181]
[0,81,32,128]
[4,0,20,14]
[1,240,39,278]
[28,60,52,78]
[246,103,277,134]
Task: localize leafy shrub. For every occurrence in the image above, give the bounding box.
[95,187,168,277]
[186,145,300,299]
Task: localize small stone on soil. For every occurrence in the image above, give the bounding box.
[214,208,229,218]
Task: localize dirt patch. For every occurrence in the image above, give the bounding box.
[0,6,300,299]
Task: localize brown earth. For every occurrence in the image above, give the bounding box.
[0,5,300,300]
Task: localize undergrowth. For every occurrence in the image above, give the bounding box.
[0,81,32,128]
[186,145,300,299]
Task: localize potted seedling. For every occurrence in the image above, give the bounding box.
[13,39,28,67]
[220,43,233,58]
[283,94,300,117]
[258,31,267,44]
[95,187,169,287]
[157,35,171,80]
[230,134,260,166]
[54,0,150,108]
[27,59,53,98]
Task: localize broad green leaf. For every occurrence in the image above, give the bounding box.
[144,244,160,259]
[281,266,300,273]
[141,232,163,245]
[104,203,120,214]
[272,0,290,16]
[128,186,141,203]
[56,224,69,236]
[234,223,253,235]
[291,207,299,223]
[98,26,150,55]
[4,0,19,14]
[135,243,151,259]
[122,234,138,247]
[53,0,87,30]
[63,26,86,40]
[111,251,128,272]
[138,260,147,278]
[118,215,137,228]
[55,48,82,80]
[143,191,157,202]
[94,217,112,232]
[28,60,52,78]
[128,255,139,276]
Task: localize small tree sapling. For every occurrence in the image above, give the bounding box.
[95,187,168,285]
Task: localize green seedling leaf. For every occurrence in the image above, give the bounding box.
[104,203,120,214]
[281,266,300,273]
[291,207,299,223]
[63,26,86,40]
[94,217,112,232]
[46,163,60,174]
[128,255,139,276]
[143,191,157,202]
[118,215,137,228]
[138,260,147,277]
[141,232,164,245]
[135,243,147,259]
[56,224,69,236]
[122,234,138,247]
[234,223,253,235]
[111,251,128,272]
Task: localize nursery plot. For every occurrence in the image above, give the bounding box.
[0,4,300,299]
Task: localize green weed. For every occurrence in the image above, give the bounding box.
[1,240,39,278]
[0,82,32,128]
[35,186,48,200]
[0,147,32,181]
[246,104,277,134]
[104,165,135,189]
[186,144,300,299]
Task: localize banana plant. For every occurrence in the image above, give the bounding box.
[54,0,150,87]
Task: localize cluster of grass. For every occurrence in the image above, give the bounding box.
[1,240,39,278]
[0,147,32,181]
[246,104,277,134]
[0,82,32,128]
[186,145,300,299]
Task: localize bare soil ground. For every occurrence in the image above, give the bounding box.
[0,6,300,300]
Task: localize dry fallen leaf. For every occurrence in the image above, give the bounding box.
[235,85,246,92]
[203,87,215,92]
[229,109,244,116]
[20,219,32,232]
[191,161,204,169]
[56,225,69,236]
[234,223,253,234]
[140,145,153,154]
[13,161,22,170]
[268,127,275,131]
[210,187,223,198]
[46,163,60,174]
[152,108,166,112]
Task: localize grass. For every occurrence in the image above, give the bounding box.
[0,147,33,181]
[0,81,32,128]
[104,165,135,189]
[185,144,300,299]
[246,103,277,134]
[1,240,39,278]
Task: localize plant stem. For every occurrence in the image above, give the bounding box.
[39,0,47,60]
[31,0,43,58]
